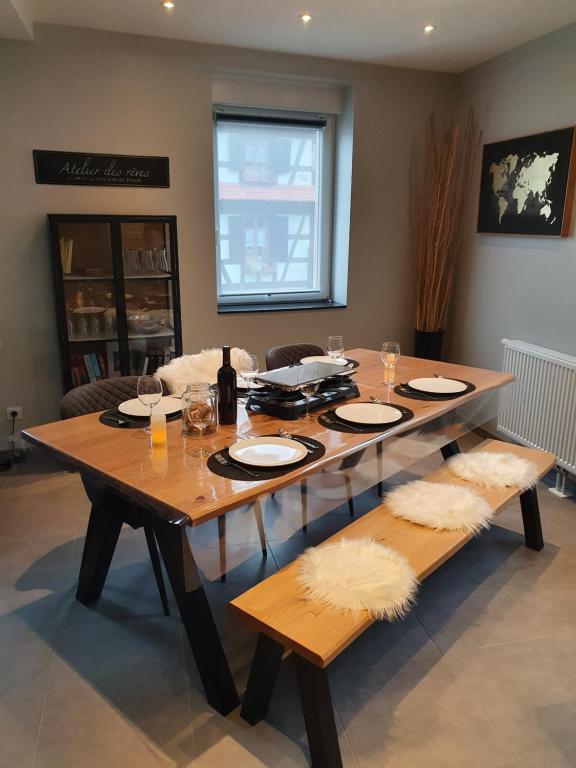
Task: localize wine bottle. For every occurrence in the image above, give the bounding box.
[217,345,237,425]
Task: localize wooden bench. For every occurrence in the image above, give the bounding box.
[230,439,555,768]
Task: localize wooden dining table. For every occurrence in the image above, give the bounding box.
[22,349,512,715]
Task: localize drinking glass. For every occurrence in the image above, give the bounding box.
[137,375,163,431]
[381,342,401,386]
[183,383,216,458]
[238,353,259,390]
[327,336,344,362]
[301,382,320,420]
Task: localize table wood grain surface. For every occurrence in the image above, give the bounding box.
[22,349,513,526]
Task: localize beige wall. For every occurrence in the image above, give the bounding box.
[448,23,576,370]
[0,24,456,441]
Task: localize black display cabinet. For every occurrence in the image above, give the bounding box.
[48,214,182,392]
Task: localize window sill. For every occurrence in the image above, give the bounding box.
[217,300,347,314]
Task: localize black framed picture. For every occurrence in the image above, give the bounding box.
[477,127,576,237]
[33,150,170,188]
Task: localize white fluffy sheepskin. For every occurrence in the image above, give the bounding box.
[296,537,418,621]
[156,347,248,396]
[386,480,493,534]
[447,451,539,491]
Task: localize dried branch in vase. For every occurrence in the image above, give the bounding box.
[411,110,481,333]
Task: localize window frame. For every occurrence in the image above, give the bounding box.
[213,106,336,309]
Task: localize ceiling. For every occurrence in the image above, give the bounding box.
[2,0,576,73]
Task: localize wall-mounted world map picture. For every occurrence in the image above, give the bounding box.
[477,127,576,237]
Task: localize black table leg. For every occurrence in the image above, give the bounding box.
[520,486,544,551]
[294,655,343,768]
[151,517,240,715]
[144,524,170,616]
[241,633,284,725]
[441,440,461,460]
[377,441,384,497]
[76,504,123,605]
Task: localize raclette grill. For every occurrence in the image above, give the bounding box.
[246,360,360,420]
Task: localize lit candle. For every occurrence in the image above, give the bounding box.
[150,412,167,448]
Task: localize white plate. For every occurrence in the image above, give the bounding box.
[300,355,348,366]
[407,377,467,394]
[228,437,307,467]
[71,306,107,315]
[118,396,182,417]
[335,402,403,425]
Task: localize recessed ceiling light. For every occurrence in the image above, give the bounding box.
[424,24,435,33]
[300,13,312,24]
[162,1,175,8]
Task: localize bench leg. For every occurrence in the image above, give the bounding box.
[294,656,343,768]
[441,440,460,460]
[240,633,284,725]
[520,486,544,551]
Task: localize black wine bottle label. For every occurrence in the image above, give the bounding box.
[217,346,237,424]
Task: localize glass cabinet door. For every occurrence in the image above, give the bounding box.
[119,221,176,376]
[56,221,120,386]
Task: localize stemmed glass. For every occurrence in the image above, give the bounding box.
[327,335,344,362]
[183,384,216,458]
[301,382,320,420]
[238,353,259,390]
[137,375,163,431]
[381,342,401,387]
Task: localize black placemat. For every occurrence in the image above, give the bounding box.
[393,380,476,401]
[207,435,325,481]
[318,403,414,433]
[99,409,182,429]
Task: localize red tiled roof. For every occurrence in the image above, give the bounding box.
[219,183,316,202]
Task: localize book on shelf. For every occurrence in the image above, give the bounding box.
[90,353,102,380]
[83,354,96,382]
[96,351,108,379]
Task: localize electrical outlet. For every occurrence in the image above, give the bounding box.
[6,407,22,420]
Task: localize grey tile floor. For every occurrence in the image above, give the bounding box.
[1,444,575,767]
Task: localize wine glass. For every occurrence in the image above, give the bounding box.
[381,342,401,386]
[301,382,320,420]
[327,336,344,362]
[137,375,163,431]
[184,384,216,458]
[238,353,259,390]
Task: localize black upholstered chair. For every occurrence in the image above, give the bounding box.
[265,343,324,371]
[61,376,171,614]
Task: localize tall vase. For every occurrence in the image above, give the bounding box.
[414,330,444,360]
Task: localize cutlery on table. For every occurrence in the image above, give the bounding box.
[214,452,259,478]
[397,384,443,401]
[369,395,386,405]
[277,429,316,452]
[102,413,129,426]
[321,413,365,432]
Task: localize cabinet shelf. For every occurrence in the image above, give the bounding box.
[128,332,175,340]
[49,214,182,391]
[63,275,114,281]
[124,273,173,280]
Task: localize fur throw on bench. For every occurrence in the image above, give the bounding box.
[157,347,248,396]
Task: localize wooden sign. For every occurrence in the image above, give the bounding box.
[33,150,170,188]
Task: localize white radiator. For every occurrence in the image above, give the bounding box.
[498,339,576,476]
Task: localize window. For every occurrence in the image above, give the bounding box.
[213,109,335,308]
